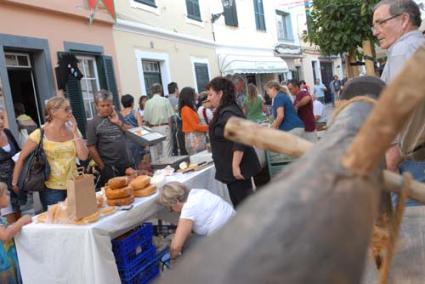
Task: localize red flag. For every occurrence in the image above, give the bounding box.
[88,0,98,10]
[101,0,116,19]
[87,0,115,21]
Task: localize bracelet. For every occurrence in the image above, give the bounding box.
[74,137,82,141]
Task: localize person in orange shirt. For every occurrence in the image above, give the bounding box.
[179,87,208,155]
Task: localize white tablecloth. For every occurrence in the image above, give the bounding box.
[15,165,228,284]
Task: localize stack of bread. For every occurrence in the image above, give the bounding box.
[129,175,157,197]
[105,177,135,206]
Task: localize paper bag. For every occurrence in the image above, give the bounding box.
[66,170,97,220]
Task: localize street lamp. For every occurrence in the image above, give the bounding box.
[211,0,234,23]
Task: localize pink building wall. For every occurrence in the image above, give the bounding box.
[0,0,120,94]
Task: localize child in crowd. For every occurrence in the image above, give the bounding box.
[0,182,32,283]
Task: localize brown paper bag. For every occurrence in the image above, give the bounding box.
[66,169,97,220]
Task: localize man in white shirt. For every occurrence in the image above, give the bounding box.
[144,83,175,162]
[313,79,327,104]
[313,96,327,131]
[373,0,425,194]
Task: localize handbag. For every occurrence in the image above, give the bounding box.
[17,128,50,192]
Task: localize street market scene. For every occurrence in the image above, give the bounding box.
[0,0,425,283]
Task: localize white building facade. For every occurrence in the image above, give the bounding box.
[210,0,290,92]
[275,0,343,94]
[113,0,220,98]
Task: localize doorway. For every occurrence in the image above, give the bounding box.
[5,52,42,126]
[320,61,333,104]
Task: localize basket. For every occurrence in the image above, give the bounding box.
[112,223,154,268]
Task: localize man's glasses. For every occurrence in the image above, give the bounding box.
[371,14,401,32]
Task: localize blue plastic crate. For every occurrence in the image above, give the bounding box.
[117,245,156,281]
[121,247,170,284]
[112,223,153,268]
[121,260,160,284]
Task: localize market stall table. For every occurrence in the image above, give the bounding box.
[15,165,228,284]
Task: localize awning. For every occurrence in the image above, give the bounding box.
[219,54,289,75]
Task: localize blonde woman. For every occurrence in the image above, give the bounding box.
[159,182,235,261]
[242,83,265,122]
[12,97,89,211]
[264,80,304,135]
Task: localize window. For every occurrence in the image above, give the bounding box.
[276,11,294,41]
[134,0,156,7]
[224,1,238,27]
[253,0,266,31]
[5,53,31,68]
[193,63,210,93]
[77,56,100,120]
[186,0,201,21]
[142,60,162,97]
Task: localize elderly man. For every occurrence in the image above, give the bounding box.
[86,90,134,187]
[373,0,425,195]
[232,75,247,109]
[144,83,175,162]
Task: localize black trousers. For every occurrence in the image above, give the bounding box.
[98,163,128,188]
[226,178,254,208]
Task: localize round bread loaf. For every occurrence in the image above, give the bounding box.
[47,204,59,223]
[75,211,100,224]
[130,175,150,190]
[107,195,135,206]
[105,186,133,199]
[37,212,47,223]
[134,184,156,197]
[108,176,128,189]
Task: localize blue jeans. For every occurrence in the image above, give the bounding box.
[39,188,67,211]
[395,160,425,207]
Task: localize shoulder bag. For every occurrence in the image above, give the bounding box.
[17,128,50,192]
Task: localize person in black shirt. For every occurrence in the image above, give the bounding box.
[206,77,261,208]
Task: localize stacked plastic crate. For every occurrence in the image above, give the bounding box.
[112,223,161,284]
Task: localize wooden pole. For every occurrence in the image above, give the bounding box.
[342,46,425,176]
[224,117,425,203]
[224,120,311,157]
[346,51,360,79]
[362,40,377,76]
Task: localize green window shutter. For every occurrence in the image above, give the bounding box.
[224,1,238,27]
[58,52,87,137]
[253,0,266,31]
[98,56,120,111]
[186,0,201,21]
[65,76,87,137]
[194,63,209,93]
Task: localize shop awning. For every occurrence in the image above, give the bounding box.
[219,54,289,75]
